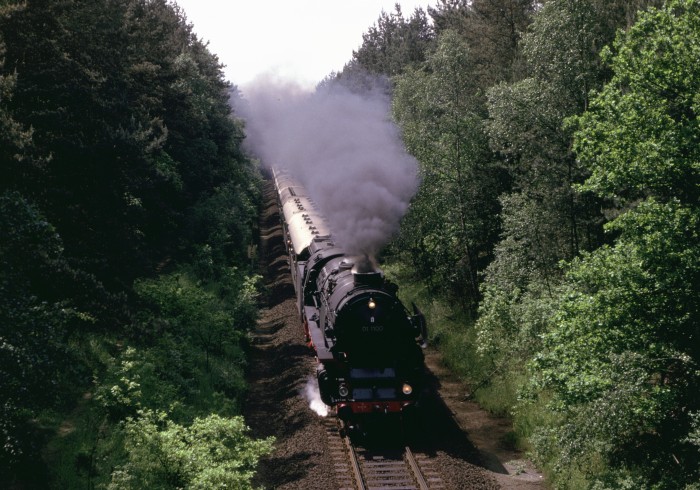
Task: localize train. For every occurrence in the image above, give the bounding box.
[272,167,428,423]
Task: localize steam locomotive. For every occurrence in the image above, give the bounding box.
[272,167,427,422]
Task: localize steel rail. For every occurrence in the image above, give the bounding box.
[344,431,367,490]
[327,417,442,490]
[404,446,430,490]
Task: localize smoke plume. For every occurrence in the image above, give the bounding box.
[237,76,419,257]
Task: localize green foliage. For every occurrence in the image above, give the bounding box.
[485,193,573,292]
[53,265,260,487]
[472,192,566,412]
[374,0,700,488]
[522,0,610,109]
[108,410,273,490]
[0,15,32,177]
[573,0,700,205]
[472,3,649,472]
[1,0,259,286]
[351,4,433,77]
[186,179,261,274]
[482,0,662,297]
[132,268,256,400]
[0,192,90,476]
[527,207,699,487]
[476,280,558,372]
[135,273,233,336]
[95,346,180,421]
[530,188,700,489]
[393,30,505,310]
[428,0,537,84]
[525,2,700,486]
[466,0,537,84]
[485,0,615,267]
[135,267,259,335]
[487,78,574,182]
[0,0,262,485]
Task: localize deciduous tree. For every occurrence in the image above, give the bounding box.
[393,30,504,309]
[529,2,700,486]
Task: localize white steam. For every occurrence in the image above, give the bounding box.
[237,77,419,256]
[302,376,329,417]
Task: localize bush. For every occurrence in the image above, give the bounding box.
[108,410,274,490]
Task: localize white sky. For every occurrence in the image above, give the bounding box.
[172,0,432,90]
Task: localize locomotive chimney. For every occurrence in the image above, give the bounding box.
[352,255,383,287]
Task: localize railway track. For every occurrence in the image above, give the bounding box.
[324,418,445,490]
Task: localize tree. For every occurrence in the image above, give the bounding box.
[465,0,538,84]
[351,4,433,77]
[574,0,699,206]
[0,3,33,192]
[428,0,471,34]
[0,193,81,477]
[0,0,260,483]
[483,0,666,280]
[475,0,654,376]
[529,1,700,486]
[486,0,629,264]
[393,30,504,309]
[471,0,667,446]
[1,0,256,288]
[429,0,538,84]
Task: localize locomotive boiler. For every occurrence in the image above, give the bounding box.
[272,167,427,421]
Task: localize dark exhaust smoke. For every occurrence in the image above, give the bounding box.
[237,77,419,257]
[353,254,377,273]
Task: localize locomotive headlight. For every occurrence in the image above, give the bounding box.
[402,383,413,395]
[338,383,350,397]
[368,298,376,309]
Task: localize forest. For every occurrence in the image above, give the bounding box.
[341,0,698,488]
[0,0,698,488]
[1,0,272,487]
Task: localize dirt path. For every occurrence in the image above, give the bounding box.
[423,350,545,489]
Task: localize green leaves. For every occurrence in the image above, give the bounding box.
[1,0,261,484]
[352,5,433,77]
[0,194,74,463]
[393,30,503,308]
[530,197,700,480]
[526,3,700,485]
[572,0,700,204]
[109,410,274,489]
[1,0,257,286]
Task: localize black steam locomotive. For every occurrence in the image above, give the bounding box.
[272,167,427,421]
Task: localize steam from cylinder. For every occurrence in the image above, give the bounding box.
[302,376,328,417]
[236,76,419,257]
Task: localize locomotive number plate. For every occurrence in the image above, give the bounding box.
[361,325,384,333]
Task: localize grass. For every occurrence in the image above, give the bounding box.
[382,258,531,448]
[384,259,495,382]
